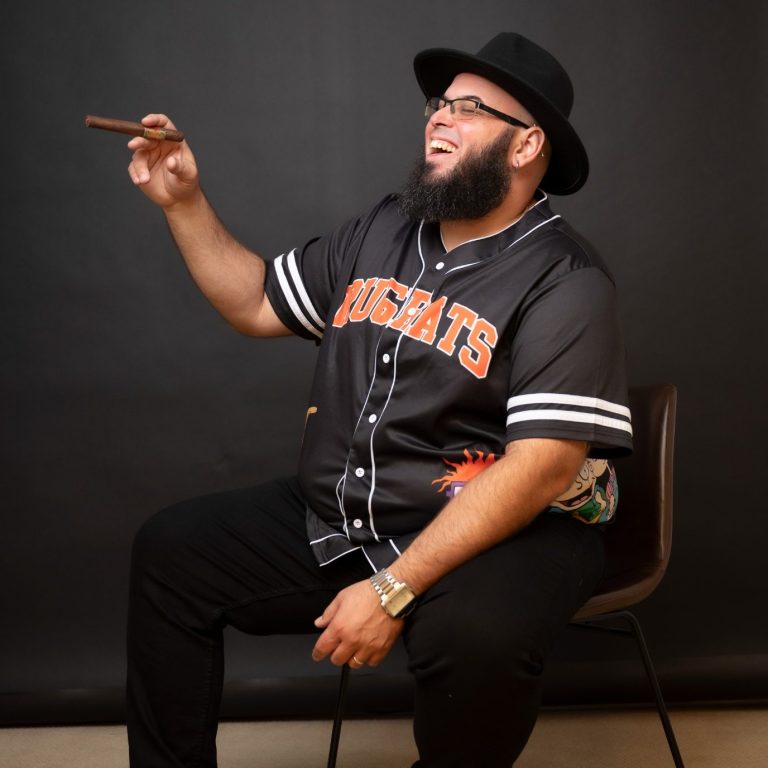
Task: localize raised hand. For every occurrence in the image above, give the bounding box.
[127,114,200,209]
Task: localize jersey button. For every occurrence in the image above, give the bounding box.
[436,261,445,270]
[355,467,365,478]
[353,518,363,529]
[368,414,377,423]
[382,353,391,364]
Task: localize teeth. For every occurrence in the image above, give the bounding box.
[430,139,456,153]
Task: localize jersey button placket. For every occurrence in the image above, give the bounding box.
[345,363,384,537]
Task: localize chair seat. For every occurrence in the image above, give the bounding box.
[573,562,665,620]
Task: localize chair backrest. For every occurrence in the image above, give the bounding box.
[572,383,677,620]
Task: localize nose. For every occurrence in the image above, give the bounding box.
[428,102,454,128]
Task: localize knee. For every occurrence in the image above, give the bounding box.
[406,603,543,685]
[130,500,199,576]
[406,605,544,764]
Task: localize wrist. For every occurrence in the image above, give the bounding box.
[163,185,205,216]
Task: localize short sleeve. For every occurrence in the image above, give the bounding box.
[506,266,633,457]
[264,196,395,341]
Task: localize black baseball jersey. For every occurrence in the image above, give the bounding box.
[264,192,632,572]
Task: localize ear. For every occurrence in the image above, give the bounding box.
[510,125,547,170]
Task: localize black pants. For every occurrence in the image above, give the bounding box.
[127,476,604,768]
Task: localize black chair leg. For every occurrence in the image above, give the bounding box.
[327,664,350,768]
[575,611,685,767]
[617,610,685,768]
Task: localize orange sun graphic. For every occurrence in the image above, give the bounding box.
[432,449,497,494]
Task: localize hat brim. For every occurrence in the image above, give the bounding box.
[414,47,589,195]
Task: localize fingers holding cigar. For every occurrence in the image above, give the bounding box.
[126,114,180,170]
[125,113,199,205]
[126,114,178,148]
[86,113,184,142]
[127,116,171,185]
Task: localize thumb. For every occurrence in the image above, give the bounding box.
[166,152,196,183]
[314,599,338,628]
[167,152,199,189]
[166,154,184,178]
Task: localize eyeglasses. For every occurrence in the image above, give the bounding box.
[425,96,531,129]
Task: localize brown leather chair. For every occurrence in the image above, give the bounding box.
[327,384,683,768]
[573,383,677,621]
[569,383,684,767]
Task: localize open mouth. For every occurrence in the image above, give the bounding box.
[557,488,594,509]
[429,139,457,155]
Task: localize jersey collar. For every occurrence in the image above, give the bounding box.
[421,189,554,263]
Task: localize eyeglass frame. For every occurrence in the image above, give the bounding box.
[424,96,531,130]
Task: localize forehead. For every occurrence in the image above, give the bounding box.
[444,72,524,115]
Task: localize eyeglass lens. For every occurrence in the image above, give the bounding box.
[425,97,479,119]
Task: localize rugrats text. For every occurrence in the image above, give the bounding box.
[332,277,498,379]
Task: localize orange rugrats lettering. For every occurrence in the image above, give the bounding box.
[334,277,498,378]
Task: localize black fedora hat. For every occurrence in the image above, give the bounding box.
[414,33,588,195]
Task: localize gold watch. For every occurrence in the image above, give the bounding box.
[370,569,417,618]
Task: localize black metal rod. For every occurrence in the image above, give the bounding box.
[569,619,634,637]
[617,611,686,768]
[327,665,350,768]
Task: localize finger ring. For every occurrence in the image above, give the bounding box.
[352,655,364,666]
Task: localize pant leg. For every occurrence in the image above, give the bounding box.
[404,513,605,768]
[126,476,370,768]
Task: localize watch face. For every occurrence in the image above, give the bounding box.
[386,586,416,618]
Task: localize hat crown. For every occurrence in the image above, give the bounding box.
[475,33,574,118]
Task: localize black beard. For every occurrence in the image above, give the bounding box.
[397,128,515,222]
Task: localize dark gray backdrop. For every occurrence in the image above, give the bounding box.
[2,0,767,724]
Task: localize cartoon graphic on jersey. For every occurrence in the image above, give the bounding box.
[549,459,618,524]
[432,449,498,498]
[432,451,618,524]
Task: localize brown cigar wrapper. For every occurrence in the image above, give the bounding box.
[85,115,185,142]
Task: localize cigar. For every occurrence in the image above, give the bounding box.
[84,115,185,142]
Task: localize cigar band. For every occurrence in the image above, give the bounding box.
[143,128,167,140]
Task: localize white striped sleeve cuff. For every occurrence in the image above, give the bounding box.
[506,392,633,440]
[273,249,326,339]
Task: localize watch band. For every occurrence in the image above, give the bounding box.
[370,569,399,598]
[370,569,417,618]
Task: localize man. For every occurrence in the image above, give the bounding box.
[125,33,632,767]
